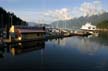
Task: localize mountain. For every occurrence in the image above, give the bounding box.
[0,7,28,29]
[51,12,108,29]
[28,22,50,27]
[97,20,108,29]
[28,22,38,26]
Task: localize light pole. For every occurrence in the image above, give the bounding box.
[9,14,13,41]
[10,15,13,26]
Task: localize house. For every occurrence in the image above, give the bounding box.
[9,25,46,41]
[80,22,96,31]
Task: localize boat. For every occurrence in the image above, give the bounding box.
[80,22,99,36]
[80,22,96,31]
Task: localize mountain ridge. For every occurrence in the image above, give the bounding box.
[51,12,108,29]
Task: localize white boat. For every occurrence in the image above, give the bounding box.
[80,22,96,31]
[80,22,99,36]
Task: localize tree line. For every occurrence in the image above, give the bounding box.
[97,20,108,29]
[0,7,28,29]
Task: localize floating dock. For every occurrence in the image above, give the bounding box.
[0,26,93,44]
[1,32,91,44]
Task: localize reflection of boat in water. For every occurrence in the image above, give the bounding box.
[0,40,45,57]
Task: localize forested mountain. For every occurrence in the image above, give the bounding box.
[51,12,108,29]
[97,20,108,29]
[0,7,28,29]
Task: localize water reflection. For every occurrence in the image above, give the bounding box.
[91,32,108,46]
[48,38,66,46]
[0,40,45,57]
[75,37,101,55]
[0,32,108,70]
[64,37,100,55]
[47,32,108,56]
[0,47,5,58]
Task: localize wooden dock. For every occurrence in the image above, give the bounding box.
[0,30,93,44]
[71,32,91,36]
[2,38,44,44]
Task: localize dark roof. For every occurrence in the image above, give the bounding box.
[16,29,45,33]
[15,26,45,30]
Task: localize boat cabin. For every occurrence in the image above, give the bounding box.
[80,22,96,31]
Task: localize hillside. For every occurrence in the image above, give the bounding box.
[51,12,108,29]
[97,20,108,29]
[0,7,28,29]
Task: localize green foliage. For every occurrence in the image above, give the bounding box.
[97,20,108,29]
[0,7,28,28]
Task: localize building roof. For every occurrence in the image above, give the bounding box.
[16,29,45,34]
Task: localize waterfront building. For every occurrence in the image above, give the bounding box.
[10,26,45,41]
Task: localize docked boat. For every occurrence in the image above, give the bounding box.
[80,22,99,36]
[80,22,96,31]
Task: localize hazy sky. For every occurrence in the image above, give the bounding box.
[0,0,108,23]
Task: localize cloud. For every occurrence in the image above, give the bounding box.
[80,1,105,16]
[44,8,72,21]
[43,0,106,22]
[5,0,107,24]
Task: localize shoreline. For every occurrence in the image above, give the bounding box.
[96,29,108,32]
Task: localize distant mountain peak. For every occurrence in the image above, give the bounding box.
[51,12,108,29]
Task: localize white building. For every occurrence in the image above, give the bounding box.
[80,22,96,31]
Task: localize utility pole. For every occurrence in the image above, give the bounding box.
[9,14,13,41]
[10,15,13,26]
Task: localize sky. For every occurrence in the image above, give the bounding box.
[0,0,108,24]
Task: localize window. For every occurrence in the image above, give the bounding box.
[88,27,91,29]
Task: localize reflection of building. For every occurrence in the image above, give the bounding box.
[0,47,5,58]
[9,41,45,56]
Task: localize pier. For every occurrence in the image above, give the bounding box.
[0,26,94,44]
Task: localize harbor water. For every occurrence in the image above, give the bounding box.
[0,32,108,71]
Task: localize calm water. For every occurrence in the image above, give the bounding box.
[0,32,108,71]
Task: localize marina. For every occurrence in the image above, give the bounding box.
[0,0,108,70]
[0,26,96,44]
